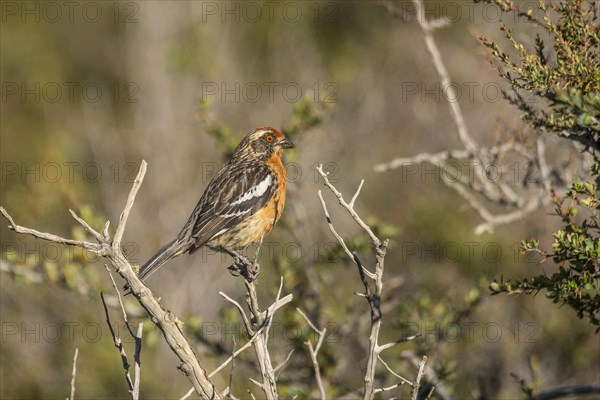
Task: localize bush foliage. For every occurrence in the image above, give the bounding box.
[482,0,600,330]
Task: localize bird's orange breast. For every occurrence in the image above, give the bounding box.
[267,149,287,225]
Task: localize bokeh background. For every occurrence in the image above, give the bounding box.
[1,1,598,399]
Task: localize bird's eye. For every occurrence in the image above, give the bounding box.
[265,135,274,143]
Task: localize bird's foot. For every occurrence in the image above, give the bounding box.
[226,249,260,282]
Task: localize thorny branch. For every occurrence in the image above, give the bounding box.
[0,160,220,400]
[316,164,427,400]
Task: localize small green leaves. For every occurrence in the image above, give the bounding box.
[479,0,600,151]
[491,163,600,328]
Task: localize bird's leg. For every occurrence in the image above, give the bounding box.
[224,247,259,282]
[248,237,264,279]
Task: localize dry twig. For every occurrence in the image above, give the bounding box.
[373,0,568,234]
[297,308,327,399]
[316,164,424,399]
[222,277,292,400]
[68,347,79,400]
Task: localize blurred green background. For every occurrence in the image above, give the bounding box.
[1,1,598,399]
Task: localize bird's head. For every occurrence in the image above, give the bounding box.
[232,127,295,162]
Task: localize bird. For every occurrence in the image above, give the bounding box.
[129,127,294,289]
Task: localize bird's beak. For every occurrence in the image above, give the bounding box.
[279,138,295,149]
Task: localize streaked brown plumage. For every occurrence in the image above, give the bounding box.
[134,127,294,284]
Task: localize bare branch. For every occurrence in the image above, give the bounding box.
[179,387,195,400]
[105,265,135,337]
[227,338,237,400]
[377,355,413,386]
[432,170,550,235]
[219,275,293,400]
[68,347,79,400]
[316,165,381,247]
[473,196,548,235]
[265,278,293,318]
[113,160,146,248]
[305,341,326,400]
[273,349,294,377]
[249,378,264,389]
[353,252,374,298]
[374,382,405,394]
[411,0,476,153]
[536,135,552,193]
[350,179,365,208]
[297,308,327,399]
[132,323,143,400]
[317,167,396,400]
[101,292,134,394]
[102,220,111,241]
[219,291,252,332]
[411,356,428,400]
[374,149,469,172]
[425,386,436,400]
[317,190,376,280]
[103,264,142,400]
[378,333,421,352]
[296,308,320,334]
[69,209,104,242]
[374,0,566,235]
[1,160,221,400]
[317,191,356,265]
[210,324,266,378]
[403,351,451,400]
[1,207,103,254]
[429,17,451,30]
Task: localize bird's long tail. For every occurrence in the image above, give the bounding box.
[139,239,188,281]
[124,239,188,293]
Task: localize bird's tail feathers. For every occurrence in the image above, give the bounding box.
[123,239,188,294]
[138,239,188,282]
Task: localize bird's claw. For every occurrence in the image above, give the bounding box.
[227,252,260,282]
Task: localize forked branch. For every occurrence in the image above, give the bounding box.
[316,164,426,400]
[0,160,220,400]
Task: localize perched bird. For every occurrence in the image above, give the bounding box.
[133,127,294,286]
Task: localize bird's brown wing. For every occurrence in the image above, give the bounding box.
[183,162,277,252]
